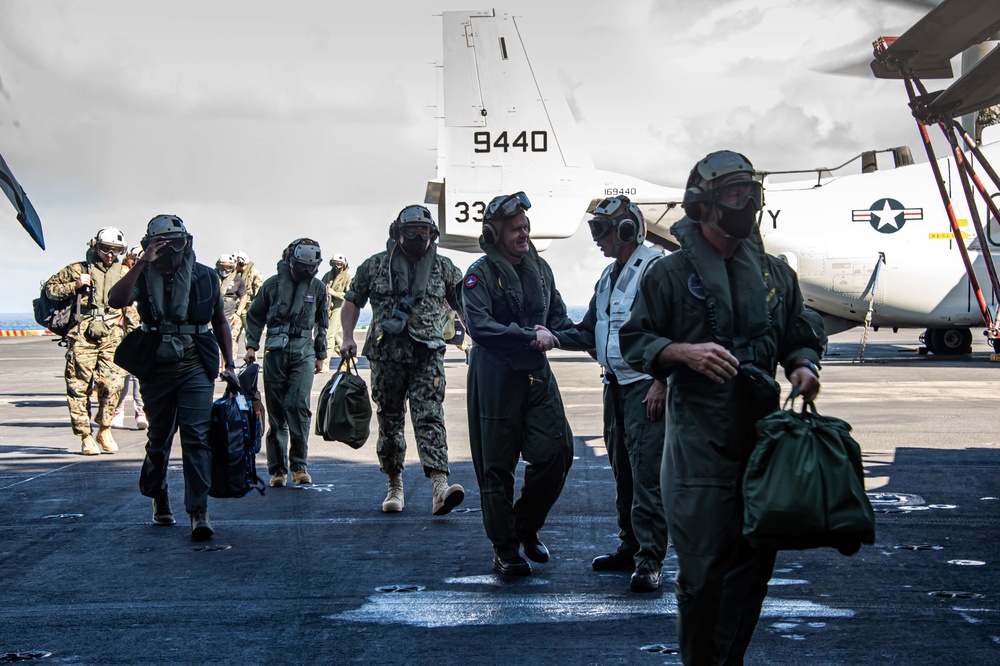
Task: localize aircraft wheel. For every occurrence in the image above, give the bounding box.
[929,327,972,355]
[920,328,936,354]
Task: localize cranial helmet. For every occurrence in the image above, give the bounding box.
[390,205,439,241]
[682,151,761,222]
[482,191,531,245]
[125,246,142,259]
[146,214,187,238]
[330,252,348,268]
[234,250,250,264]
[588,195,646,245]
[217,253,235,267]
[94,226,126,252]
[289,238,323,266]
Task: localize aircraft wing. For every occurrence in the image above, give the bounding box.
[0,151,44,250]
[925,44,1000,116]
[871,0,1000,79]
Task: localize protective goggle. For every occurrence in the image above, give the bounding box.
[487,191,531,220]
[96,243,124,256]
[588,197,636,240]
[399,224,432,241]
[689,179,763,212]
[290,260,319,276]
[157,234,189,253]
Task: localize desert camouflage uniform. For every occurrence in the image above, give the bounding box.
[45,254,133,436]
[232,261,264,360]
[321,266,352,368]
[344,249,462,476]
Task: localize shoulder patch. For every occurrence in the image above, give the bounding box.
[464,274,479,289]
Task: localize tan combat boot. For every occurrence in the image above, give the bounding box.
[430,471,465,516]
[81,433,100,456]
[96,427,118,453]
[292,469,312,484]
[382,474,404,513]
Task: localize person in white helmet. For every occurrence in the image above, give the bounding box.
[215,253,247,370]
[319,252,351,370]
[44,226,132,456]
[231,250,263,361]
[111,246,147,430]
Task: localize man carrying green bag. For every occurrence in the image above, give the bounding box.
[743,388,875,555]
[316,357,372,449]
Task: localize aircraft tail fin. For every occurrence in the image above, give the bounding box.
[429,10,596,249]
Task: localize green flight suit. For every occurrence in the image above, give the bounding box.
[345,242,463,477]
[619,218,825,665]
[45,250,131,436]
[462,239,575,559]
[245,261,329,477]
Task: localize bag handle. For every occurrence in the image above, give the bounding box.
[783,383,819,415]
[336,355,361,376]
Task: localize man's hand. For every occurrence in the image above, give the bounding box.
[314,358,324,375]
[789,367,820,402]
[76,273,92,289]
[341,337,357,359]
[660,342,739,384]
[221,367,239,386]
[244,348,257,364]
[531,325,560,352]
[642,380,666,420]
[228,313,240,328]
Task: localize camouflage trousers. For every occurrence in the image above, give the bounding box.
[230,314,247,365]
[65,328,126,436]
[369,348,450,477]
[324,305,343,371]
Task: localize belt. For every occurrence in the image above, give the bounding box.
[141,323,210,334]
[79,306,109,316]
[268,323,311,338]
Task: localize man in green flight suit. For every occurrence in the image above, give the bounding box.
[108,215,239,540]
[619,151,825,665]
[45,226,131,456]
[341,205,465,516]
[244,238,329,488]
[461,192,576,577]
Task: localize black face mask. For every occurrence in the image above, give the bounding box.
[716,202,758,239]
[400,236,429,257]
[155,249,185,272]
[290,265,316,282]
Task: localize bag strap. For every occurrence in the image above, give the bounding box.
[336,356,361,376]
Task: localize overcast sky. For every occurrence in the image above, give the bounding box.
[0,0,941,311]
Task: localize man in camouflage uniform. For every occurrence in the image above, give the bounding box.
[341,205,465,515]
[216,254,247,369]
[320,253,351,370]
[231,250,264,361]
[45,226,131,455]
[245,239,329,487]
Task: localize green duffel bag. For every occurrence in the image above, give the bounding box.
[743,389,876,555]
[315,357,372,449]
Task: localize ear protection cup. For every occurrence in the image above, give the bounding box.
[140,234,149,251]
[482,221,499,246]
[616,218,638,243]
[389,222,399,240]
[682,187,705,222]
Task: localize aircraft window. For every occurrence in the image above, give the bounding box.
[499,37,508,60]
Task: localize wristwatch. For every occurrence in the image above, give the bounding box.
[792,360,820,377]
